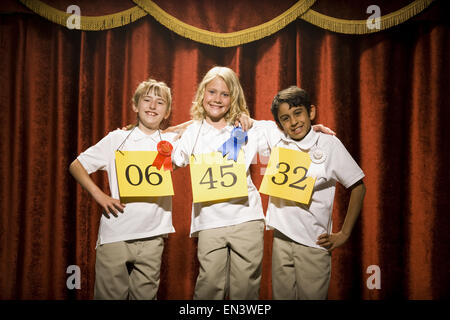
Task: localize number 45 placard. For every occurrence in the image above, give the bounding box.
[189,151,248,203]
[259,147,316,204]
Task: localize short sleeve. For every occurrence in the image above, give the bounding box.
[77,132,114,174]
[327,137,365,188]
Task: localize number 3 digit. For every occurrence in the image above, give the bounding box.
[271,162,290,185]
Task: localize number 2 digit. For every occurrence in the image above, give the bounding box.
[288,166,308,190]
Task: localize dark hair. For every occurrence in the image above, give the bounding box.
[271,86,311,128]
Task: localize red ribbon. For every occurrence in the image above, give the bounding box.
[152,140,173,171]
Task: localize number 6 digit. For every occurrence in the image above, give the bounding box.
[145,165,163,186]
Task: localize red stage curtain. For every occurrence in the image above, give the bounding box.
[0,1,448,299]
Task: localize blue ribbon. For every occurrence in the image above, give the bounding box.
[218,127,248,161]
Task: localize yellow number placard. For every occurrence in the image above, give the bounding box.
[115,151,174,202]
[189,151,248,203]
[259,147,316,204]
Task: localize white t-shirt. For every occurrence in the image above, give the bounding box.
[254,120,365,250]
[172,120,265,236]
[77,127,177,246]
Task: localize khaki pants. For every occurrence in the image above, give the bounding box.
[194,220,265,300]
[94,236,164,300]
[272,230,331,300]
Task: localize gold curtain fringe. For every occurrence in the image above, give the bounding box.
[133,0,316,47]
[19,0,148,31]
[300,0,435,34]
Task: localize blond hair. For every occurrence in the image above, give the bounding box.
[190,66,249,124]
[132,78,172,115]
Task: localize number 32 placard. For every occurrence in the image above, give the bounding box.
[115,151,174,202]
[189,151,248,203]
[259,147,316,204]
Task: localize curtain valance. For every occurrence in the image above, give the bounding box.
[18,0,436,47]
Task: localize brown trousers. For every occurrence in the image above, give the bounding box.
[272,230,331,300]
[94,236,164,300]
[194,220,265,300]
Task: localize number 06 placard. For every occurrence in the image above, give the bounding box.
[189,151,248,203]
[115,151,174,202]
[259,147,316,204]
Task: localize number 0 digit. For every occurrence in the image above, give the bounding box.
[125,164,143,186]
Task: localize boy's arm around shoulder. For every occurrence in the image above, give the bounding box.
[162,120,193,140]
[316,180,366,252]
[170,121,199,168]
[69,159,125,218]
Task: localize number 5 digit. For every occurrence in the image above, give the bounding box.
[220,164,237,187]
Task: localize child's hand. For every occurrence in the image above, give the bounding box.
[94,193,126,219]
[312,124,336,136]
[234,113,254,131]
[316,231,349,252]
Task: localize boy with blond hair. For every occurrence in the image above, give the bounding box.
[69,78,177,299]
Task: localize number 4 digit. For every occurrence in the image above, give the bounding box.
[199,167,218,189]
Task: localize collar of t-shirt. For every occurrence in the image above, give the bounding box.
[277,127,320,151]
[199,120,234,136]
[131,126,162,142]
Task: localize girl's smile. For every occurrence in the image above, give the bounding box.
[203,77,231,127]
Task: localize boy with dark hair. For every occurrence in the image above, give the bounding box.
[258,85,366,299]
